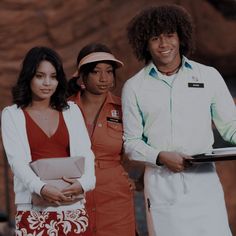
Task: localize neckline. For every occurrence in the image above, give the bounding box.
[158,64,181,76]
[23,109,61,139]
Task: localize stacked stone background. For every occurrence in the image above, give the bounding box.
[0,0,236,235]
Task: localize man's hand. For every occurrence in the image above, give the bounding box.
[158,151,193,172]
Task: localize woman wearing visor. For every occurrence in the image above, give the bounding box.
[67,43,136,236]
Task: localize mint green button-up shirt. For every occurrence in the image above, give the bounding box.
[122,57,236,166]
[121,57,234,236]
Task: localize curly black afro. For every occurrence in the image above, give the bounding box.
[127,4,195,64]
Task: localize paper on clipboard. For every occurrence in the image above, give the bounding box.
[190,147,236,163]
[207,147,236,156]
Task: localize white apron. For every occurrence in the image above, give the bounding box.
[144,163,232,236]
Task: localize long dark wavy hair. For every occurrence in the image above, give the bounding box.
[12,46,68,111]
[67,43,116,97]
[127,4,195,64]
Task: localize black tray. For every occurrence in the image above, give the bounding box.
[190,154,236,163]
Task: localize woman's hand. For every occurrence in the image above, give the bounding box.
[158,151,193,173]
[40,184,72,206]
[61,177,84,200]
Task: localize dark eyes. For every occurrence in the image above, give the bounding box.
[166,33,175,37]
[35,74,57,79]
[35,74,42,78]
[92,70,113,74]
[151,33,175,41]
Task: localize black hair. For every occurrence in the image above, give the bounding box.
[127,4,195,64]
[12,46,68,111]
[67,43,117,97]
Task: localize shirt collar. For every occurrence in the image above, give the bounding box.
[70,91,119,106]
[148,56,193,79]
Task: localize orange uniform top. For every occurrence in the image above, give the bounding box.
[69,91,123,164]
[69,91,135,236]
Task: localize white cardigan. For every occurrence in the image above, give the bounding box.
[1,101,95,207]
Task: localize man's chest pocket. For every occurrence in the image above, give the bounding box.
[107,121,123,139]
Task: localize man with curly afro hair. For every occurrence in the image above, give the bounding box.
[122,4,233,236]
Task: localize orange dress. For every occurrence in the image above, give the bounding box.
[70,92,136,236]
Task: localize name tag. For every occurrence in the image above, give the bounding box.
[107,117,122,123]
[188,82,204,88]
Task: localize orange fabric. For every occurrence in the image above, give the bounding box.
[23,110,70,160]
[69,92,136,236]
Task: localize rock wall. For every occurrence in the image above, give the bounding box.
[0,0,236,234]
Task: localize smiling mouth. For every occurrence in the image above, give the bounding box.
[160,50,171,55]
[41,89,51,93]
[97,85,109,89]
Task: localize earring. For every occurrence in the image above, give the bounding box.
[80,83,86,90]
[111,82,114,88]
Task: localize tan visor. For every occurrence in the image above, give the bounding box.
[72,52,124,77]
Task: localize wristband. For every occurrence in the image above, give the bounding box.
[156,155,163,166]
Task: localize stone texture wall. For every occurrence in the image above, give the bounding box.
[0,0,236,234]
